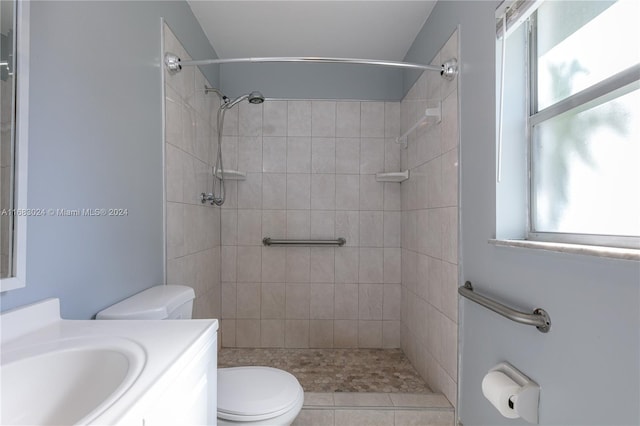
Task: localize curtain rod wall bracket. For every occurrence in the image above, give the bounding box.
[441,59,458,81]
[165,53,182,73]
[164,52,458,80]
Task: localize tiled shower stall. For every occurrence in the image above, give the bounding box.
[218,98,403,349]
[164,22,459,406]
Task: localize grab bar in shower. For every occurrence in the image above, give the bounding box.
[262,237,346,247]
[459,282,551,333]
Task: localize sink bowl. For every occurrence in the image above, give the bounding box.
[1,337,145,425]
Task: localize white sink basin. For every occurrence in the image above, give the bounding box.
[1,337,145,425]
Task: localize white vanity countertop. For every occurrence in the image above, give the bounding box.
[1,298,218,425]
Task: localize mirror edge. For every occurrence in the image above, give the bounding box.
[1,0,29,292]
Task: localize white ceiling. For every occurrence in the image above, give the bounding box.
[187,1,437,62]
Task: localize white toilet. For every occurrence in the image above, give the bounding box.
[96,285,304,426]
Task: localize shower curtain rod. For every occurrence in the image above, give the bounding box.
[164,53,458,80]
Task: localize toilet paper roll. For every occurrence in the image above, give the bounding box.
[481,371,521,419]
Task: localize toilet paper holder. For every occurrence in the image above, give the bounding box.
[484,362,540,424]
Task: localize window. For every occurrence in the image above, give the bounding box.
[497,0,640,249]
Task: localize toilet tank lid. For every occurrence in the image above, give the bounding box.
[96,285,195,320]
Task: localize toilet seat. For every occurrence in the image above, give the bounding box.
[217,367,304,422]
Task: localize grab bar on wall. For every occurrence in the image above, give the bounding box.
[458,282,551,333]
[396,101,442,149]
[262,237,346,247]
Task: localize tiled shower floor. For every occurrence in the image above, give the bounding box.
[218,348,432,393]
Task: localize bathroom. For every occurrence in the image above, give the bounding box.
[1,1,638,425]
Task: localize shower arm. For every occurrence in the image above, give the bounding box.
[165,54,458,80]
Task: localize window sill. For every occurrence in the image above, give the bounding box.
[489,239,640,261]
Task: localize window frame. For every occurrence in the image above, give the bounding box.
[524,9,640,250]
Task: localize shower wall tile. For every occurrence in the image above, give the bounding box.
[336,102,361,137]
[238,102,263,137]
[221,210,237,246]
[335,138,360,174]
[286,247,311,283]
[309,320,334,348]
[360,138,385,174]
[383,212,402,248]
[221,247,237,282]
[310,248,335,283]
[287,137,312,173]
[237,172,262,209]
[262,210,287,242]
[359,175,383,210]
[221,180,238,209]
[221,320,236,347]
[384,183,401,211]
[361,102,385,137]
[236,282,261,319]
[383,284,401,320]
[335,175,360,210]
[312,137,336,173]
[237,246,261,282]
[221,136,238,170]
[237,210,262,245]
[261,320,285,347]
[310,210,335,239]
[262,247,286,283]
[164,23,220,321]
[383,249,402,284]
[286,174,311,209]
[262,174,287,209]
[400,29,459,407]
[310,174,336,210]
[359,249,384,284]
[285,320,310,348]
[335,248,359,284]
[221,106,239,136]
[236,319,261,347]
[335,211,359,247]
[288,101,312,137]
[384,138,401,172]
[311,101,337,137]
[263,137,287,172]
[165,86,183,146]
[238,136,262,172]
[334,284,359,319]
[285,284,310,319]
[261,283,285,318]
[263,101,287,136]
[384,102,401,138]
[358,320,383,348]
[334,320,358,348]
[223,97,401,349]
[358,284,383,320]
[359,211,384,248]
[382,320,401,348]
[310,284,335,319]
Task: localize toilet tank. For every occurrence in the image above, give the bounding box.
[96,285,195,320]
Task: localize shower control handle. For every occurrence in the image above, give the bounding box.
[200,192,217,205]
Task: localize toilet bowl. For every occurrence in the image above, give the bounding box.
[217,367,304,426]
[96,285,304,426]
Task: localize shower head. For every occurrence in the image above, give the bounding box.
[223,91,265,109]
[248,91,265,104]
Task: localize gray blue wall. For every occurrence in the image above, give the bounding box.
[220,63,403,101]
[403,1,639,424]
[0,1,219,319]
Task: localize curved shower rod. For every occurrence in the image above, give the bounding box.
[164,53,458,80]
